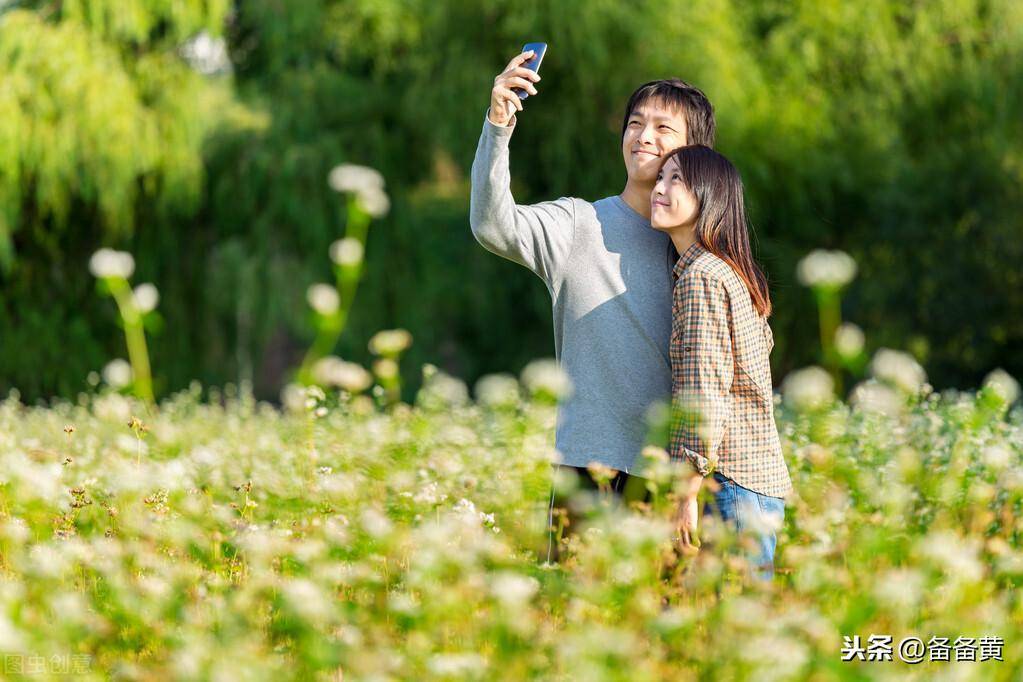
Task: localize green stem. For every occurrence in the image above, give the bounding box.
[108,278,155,405]
[297,198,372,385]
[815,288,844,396]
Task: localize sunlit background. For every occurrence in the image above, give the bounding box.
[2,0,1021,403]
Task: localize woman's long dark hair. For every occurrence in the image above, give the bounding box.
[664,145,772,317]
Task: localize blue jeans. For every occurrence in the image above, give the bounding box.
[702,471,786,582]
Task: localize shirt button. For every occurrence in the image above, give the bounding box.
[685,346,692,352]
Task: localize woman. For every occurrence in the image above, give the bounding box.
[650,145,793,582]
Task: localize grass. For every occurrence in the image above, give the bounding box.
[0,373,1019,680]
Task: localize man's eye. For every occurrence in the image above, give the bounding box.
[660,125,675,131]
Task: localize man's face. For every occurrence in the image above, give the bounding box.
[621,99,688,185]
[650,156,699,230]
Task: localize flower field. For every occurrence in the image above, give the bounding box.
[0,367,1020,680]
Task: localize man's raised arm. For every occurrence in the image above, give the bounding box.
[469,51,576,289]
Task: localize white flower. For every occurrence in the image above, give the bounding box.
[919,531,984,582]
[282,579,330,622]
[370,357,396,384]
[417,371,470,410]
[388,592,419,616]
[280,383,306,413]
[780,366,834,411]
[28,544,68,579]
[796,249,857,288]
[427,653,485,677]
[306,284,340,315]
[834,322,864,358]
[337,366,373,393]
[373,358,399,381]
[329,237,364,267]
[520,359,572,400]
[982,444,1013,470]
[870,348,926,393]
[490,572,539,607]
[640,445,669,464]
[0,614,25,651]
[132,283,160,313]
[614,515,673,548]
[180,31,232,75]
[360,508,393,539]
[451,498,499,532]
[92,392,132,422]
[356,186,390,218]
[328,164,385,194]
[327,164,390,218]
[189,446,219,468]
[1,518,29,543]
[10,460,63,503]
[849,379,901,414]
[305,385,326,403]
[873,568,925,610]
[738,634,810,675]
[983,368,1020,405]
[312,356,372,392]
[453,498,477,516]
[102,359,133,388]
[413,481,448,506]
[89,248,135,279]
[368,329,412,356]
[474,373,520,407]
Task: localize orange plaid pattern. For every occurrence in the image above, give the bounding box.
[669,242,793,498]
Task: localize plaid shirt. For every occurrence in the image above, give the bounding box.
[669,242,793,498]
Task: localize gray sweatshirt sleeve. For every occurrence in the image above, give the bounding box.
[469,110,576,289]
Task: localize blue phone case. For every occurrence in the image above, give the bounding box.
[514,42,547,99]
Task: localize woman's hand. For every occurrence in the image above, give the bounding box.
[673,472,705,553]
[673,493,702,553]
[487,51,541,127]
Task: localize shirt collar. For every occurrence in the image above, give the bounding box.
[673,240,706,279]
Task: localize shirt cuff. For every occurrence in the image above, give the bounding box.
[680,446,714,477]
[484,107,517,134]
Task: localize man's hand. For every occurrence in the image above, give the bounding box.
[488,51,541,127]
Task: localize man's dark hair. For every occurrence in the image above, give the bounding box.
[621,79,716,147]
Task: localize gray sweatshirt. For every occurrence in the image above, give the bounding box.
[469,112,675,474]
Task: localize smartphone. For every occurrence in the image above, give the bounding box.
[513,42,547,99]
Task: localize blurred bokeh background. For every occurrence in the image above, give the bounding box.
[1,0,1021,403]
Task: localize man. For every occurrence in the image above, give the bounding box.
[469,50,715,563]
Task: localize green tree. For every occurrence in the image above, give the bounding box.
[1,0,1021,401]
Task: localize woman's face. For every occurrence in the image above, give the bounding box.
[650,156,699,230]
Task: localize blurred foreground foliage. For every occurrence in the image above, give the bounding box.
[0,375,1020,677]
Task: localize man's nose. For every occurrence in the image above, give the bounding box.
[639,125,658,145]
